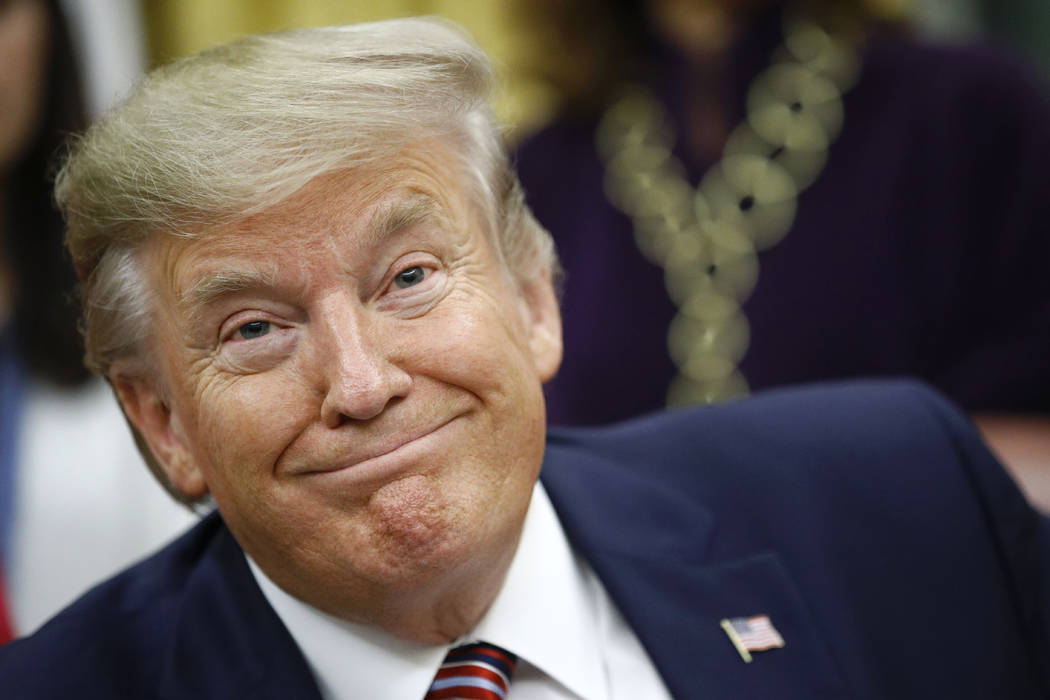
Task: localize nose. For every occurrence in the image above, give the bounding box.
[315,294,411,426]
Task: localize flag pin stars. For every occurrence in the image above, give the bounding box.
[720,615,785,663]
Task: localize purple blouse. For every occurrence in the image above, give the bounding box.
[514,24,1050,425]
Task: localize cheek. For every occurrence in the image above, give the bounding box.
[418,291,535,389]
[189,369,316,490]
[421,298,547,468]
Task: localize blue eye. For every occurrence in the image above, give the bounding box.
[238,320,271,340]
[394,266,426,289]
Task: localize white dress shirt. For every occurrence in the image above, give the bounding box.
[250,483,672,699]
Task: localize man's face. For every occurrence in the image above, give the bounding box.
[119,145,561,634]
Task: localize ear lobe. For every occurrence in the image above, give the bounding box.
[520,268,563,383]
[110,368,208,499]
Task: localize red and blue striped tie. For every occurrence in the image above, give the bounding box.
[424,641,517,699]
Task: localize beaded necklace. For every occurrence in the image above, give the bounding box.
[596,16,860,406]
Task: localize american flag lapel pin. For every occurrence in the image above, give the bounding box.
[720,615,786,663]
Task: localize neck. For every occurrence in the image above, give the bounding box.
[648,3,755,162]
[681,51,733,162]
[651,3,739,60]
[370,551,516,644]
[253,518,524,645]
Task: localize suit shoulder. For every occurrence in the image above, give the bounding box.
[550,379,957,459]
[547,379,1008,506]
[0,513,220,695]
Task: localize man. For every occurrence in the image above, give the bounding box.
[0,17,1047,699]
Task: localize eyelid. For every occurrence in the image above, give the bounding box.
[219,310,283,344]
[233,320,270,341]
[381,254,441,295]
[373,254,445,317]
[216,317,297,374]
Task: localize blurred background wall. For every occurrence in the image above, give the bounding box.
[134,1,1047,142]
[912,0,1050,75]
[60,0,147,117]
[139,0,557,137]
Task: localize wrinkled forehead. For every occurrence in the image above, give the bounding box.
[144,148,494,307]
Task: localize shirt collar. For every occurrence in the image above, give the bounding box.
[248,551,446,699]
[248,482,605,700]
[470,482,605,699]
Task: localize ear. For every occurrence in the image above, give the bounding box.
[110,365,208,499]
[519,267,563,383]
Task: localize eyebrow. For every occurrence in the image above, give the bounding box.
[359,192,446,249]
[179,265,281,324]
[177,192,447,319]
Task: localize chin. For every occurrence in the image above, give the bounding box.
[352,476,481,574]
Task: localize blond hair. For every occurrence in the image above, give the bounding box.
[57,16,556,377]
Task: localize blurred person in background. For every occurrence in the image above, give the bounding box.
[0,0,193,642]
[513,0,1050,506]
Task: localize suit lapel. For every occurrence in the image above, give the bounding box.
[158,515,323,700]
[541,440,853,700]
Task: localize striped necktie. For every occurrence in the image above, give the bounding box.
[424,641,518,699]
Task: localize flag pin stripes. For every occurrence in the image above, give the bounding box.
[720,615,785,663]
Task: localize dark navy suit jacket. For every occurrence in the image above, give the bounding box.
[2,380,1048,698]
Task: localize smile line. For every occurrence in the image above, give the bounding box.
[302,415,460,475]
